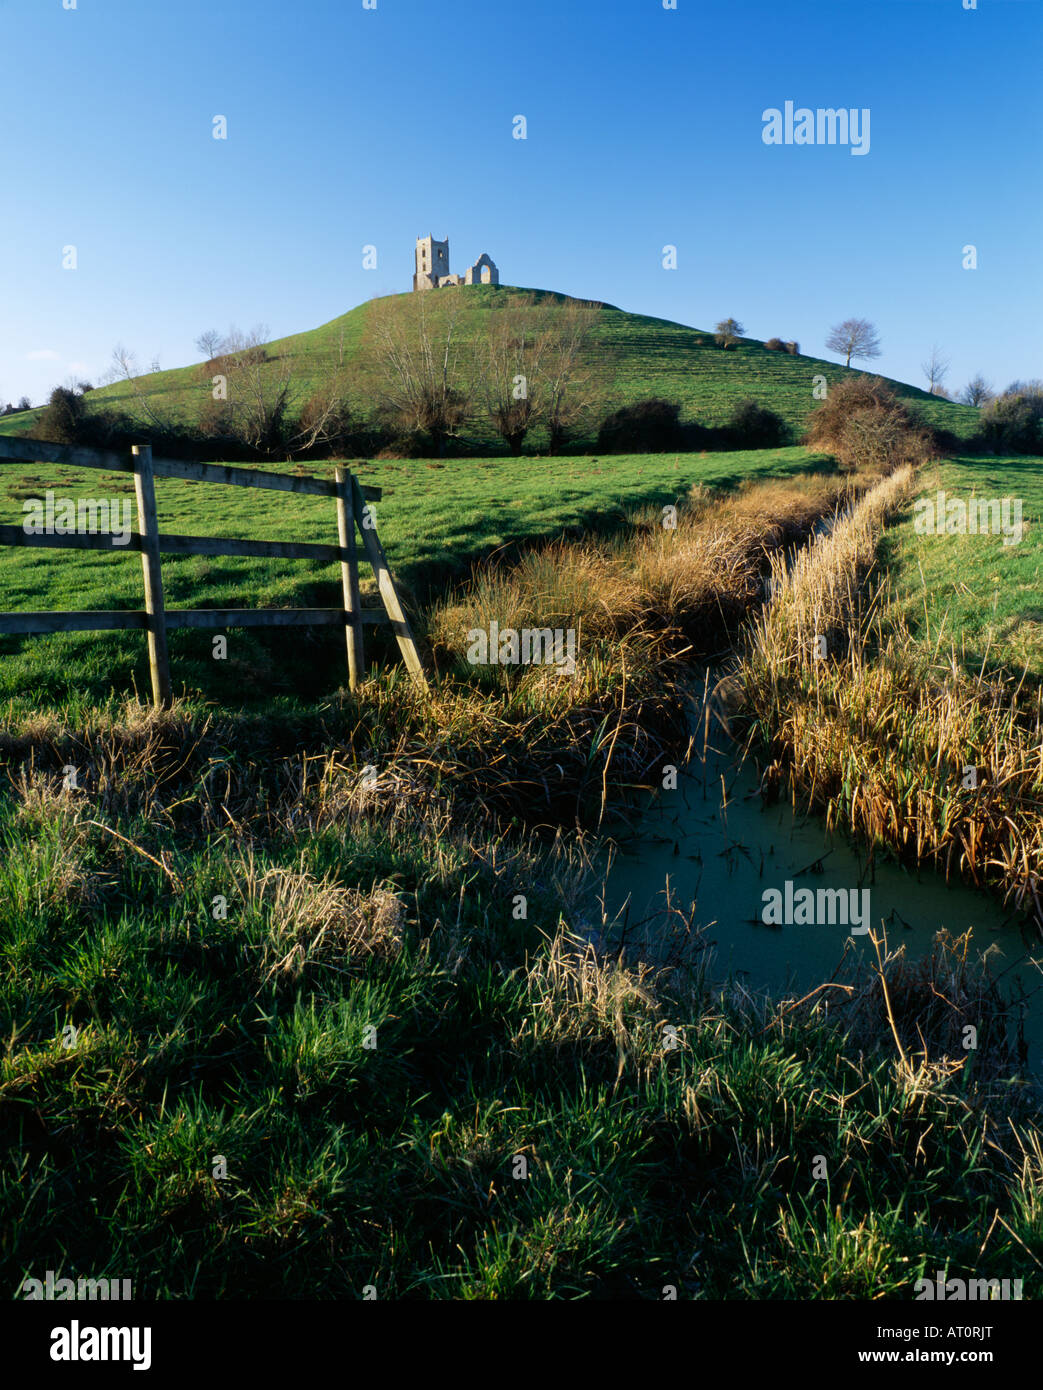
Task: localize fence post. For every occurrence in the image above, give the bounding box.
[335,465,364,691]
[350,476,428,691]
[132,444,172,708]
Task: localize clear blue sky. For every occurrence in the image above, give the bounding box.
[1,0,1039,405]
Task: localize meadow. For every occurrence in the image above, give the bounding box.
[882,455,1043,681]
[2,438,1041,1300]
[0,445,829,710]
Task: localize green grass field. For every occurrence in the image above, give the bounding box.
[0,286,982,450]
[2,447,1039,1300]
[881,455,1043,681]
[0,445,832,710]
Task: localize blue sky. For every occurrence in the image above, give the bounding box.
[0,0,1039,405]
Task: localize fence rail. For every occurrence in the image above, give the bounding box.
[0,435,382,501]
[0,436,426,703]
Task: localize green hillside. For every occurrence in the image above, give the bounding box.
[0,286,980,450]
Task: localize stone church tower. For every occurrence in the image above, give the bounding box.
[413,235,450,292]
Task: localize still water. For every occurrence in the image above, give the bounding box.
[603,692,1043,1066]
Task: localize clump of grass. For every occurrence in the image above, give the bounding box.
[241,857,406,985]
[430,473,854,683]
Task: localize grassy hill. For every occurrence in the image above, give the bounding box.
[0,286,981,450]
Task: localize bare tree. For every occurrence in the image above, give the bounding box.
[715,317,744,349]
[365,293,472,455]
[477,295,549,454]
[288,372,354,454]
[195,329,224,364]
[191,324,351,457]
[206,325,291,457]
[921,344,951,395]
[110,343,175,433]
[826,317,882,367]
[540,298,602,453]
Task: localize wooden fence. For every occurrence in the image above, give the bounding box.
[0,435,427,705]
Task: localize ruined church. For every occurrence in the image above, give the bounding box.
[412,235,499,291]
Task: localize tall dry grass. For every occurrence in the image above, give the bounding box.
[732,468,1043,928]
[428,474,855,697]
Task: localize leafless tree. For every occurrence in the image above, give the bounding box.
[205,325,292,457]
[921,344,951,395]
[826,317,882,367]
[476,295,550,454]
[109,343,175,433]
[289,373,354,454]
[365,293,473,455]
[539,298,602,453]
[959,376,994,407]
[195,329,224,364]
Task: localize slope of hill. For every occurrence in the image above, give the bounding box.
[1,285,980,449]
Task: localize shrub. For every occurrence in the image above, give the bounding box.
[980,386,1043,454]
[840,408,909,474]
[764,338,785,352]
[786,341,800,355]
[375,434,431,459]
[296,387,354,456]
[596,398,682,453]
[37,386,90,445]
[725,399,790,449]
[679,420,721,451]
[804,376,932,472]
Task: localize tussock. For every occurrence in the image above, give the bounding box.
[242,858,406,983]
[516,929,662,1059]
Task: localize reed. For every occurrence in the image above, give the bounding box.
[732,468,1043,928]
